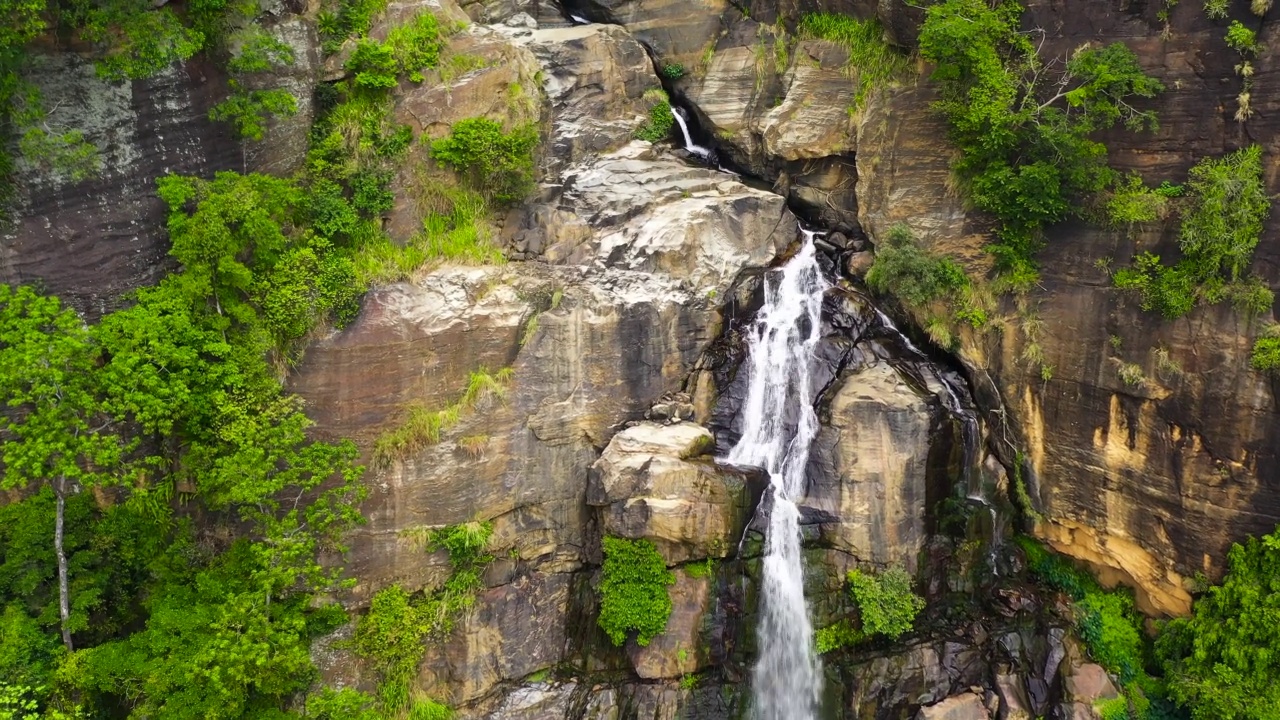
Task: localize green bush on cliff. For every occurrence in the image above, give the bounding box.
[918,0,1163,287]
[1251,324,1280,372]
[1017,537,1147,686]
[597,537,675,647]
[797,13,911,110]
[352,523,492,711]
[847,567,925,640]
[430,117,539,205]
[1155,528,1280,720]
[865,224,969,309]
[1113,146,1273,318]
[636,91,676,143]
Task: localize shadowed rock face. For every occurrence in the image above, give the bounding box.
[1,55,241,317]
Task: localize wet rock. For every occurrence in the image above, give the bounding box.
[808,360,943,571]
[994,674,1033,720]
[845,250,875,277]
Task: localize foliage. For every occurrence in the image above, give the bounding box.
[1225,21,1259,56]
[209,84,298,140]
[1097,697,1132,720]
[866,224,969,309]
[1107,174,1170,228]
[408,698,454,720]
[303,687,381,720]
[1017,537,1147,686]
[319,0,390,54]
[1113,146,1272,319]
[597,537,674,647]
[429,118,539,205]
[636,93,676,143]
[798,13,911,109]
[16,128,99,182]
[386,12,445,82]
[660,62,685,79]
[351,523,492,711]
[227,30,295,73]
[918,0,1163,283]
[846,567,925,640]
[1155,527,1280,719]
[373,368,513,466]
[814,619,862,653]
[1251,324,1280,372]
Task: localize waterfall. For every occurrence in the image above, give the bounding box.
[728,230,827,720]
[671,107,711,159]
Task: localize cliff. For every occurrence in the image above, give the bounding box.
[2,0,1275,717]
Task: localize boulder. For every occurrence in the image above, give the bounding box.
[809,360,943,571]
[589,422,748,564]
[1063,663,1119,704]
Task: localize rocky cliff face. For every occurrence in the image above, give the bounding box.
[7,0,1266,716]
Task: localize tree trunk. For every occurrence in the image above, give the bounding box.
[54,476,73,651]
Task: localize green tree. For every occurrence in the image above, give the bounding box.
[846,566,925,640]
[429,118,538,205]
[918,0,1163,285]
[0,286,130,650]
[1156,529,1280,719]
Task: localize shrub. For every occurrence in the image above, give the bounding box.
[815,619,863,653]
[918,0,1162,280]
[1107,174,1170,228]
[1225,21,1259,56]
[636,94,676,142]
[346,40,400,89]
[1155,527,1280,719]
[228,30,296,74]
[1251,324,1280,372]
[319,0,390,53]
[660,63,686,79]
[1204,0,1229,18]
[209,84,298,140]
[597,537,675,647]
[865,224,970,308]
[1114,146,1272,318]
[430,118,538,205]
[846,566,925,640]
[797,13,910,109]
[386,12,444,82]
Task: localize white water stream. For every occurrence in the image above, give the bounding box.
[671,107,711,160]
[728,230,827,720]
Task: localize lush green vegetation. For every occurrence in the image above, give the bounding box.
[210,31,298,140]
[429,118,538,206]
[1251,324,1280,373]
[1015,537,1191,719]
[797,13,911,110]
[352,522,491,712]
[373,368,513,467]
[319,0,390,54]
[0,176,369,716]
[597,537,675,647]
[345,13,446,88]
[815,566,924,653]
[866,224,969,309]
[1113,146,1273,319]
[1155,527,1280,720]
[636,90,676,143]
[918,0,1163,288]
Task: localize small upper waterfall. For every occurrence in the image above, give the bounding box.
[671,107,711,160]
[728,230,827,720]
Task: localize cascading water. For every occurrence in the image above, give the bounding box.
[728,230,827,720]
[671,107,711,160]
